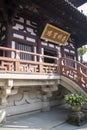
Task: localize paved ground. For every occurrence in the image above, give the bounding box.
[0,107,87,130]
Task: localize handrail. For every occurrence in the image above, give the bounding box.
[0,46,58,59]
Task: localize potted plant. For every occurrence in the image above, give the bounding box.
[65,93,86,112]
[64,93,86,126]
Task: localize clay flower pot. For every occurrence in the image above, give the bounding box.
[71,106,81,112]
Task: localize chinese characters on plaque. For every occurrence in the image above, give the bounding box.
[41,23,70,45]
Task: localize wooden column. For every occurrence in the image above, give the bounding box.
[6,23,12,57]
[75,46,78,61]
[60,46,64,57]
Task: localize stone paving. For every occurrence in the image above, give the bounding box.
[0,107,87,130]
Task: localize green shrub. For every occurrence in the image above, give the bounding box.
[64,93,86,106]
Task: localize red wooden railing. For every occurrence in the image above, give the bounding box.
[58,58,87,92]
[0,47,87,92]
[0,47,58,73]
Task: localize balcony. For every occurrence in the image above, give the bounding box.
[0,46,87,93]
[0,47,58,74]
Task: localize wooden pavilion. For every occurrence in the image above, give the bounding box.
[0,0,87,123]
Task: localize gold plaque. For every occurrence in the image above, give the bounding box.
[41,23,70,45]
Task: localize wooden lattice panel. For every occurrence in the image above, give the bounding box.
[20,64,38,73]
[1,61,14,71]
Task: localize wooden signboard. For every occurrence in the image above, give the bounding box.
[41,23,70,45]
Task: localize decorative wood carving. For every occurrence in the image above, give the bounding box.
[59,58,87,92]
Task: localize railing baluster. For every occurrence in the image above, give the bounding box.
[15,50,20,72]
[39,55,43,73]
